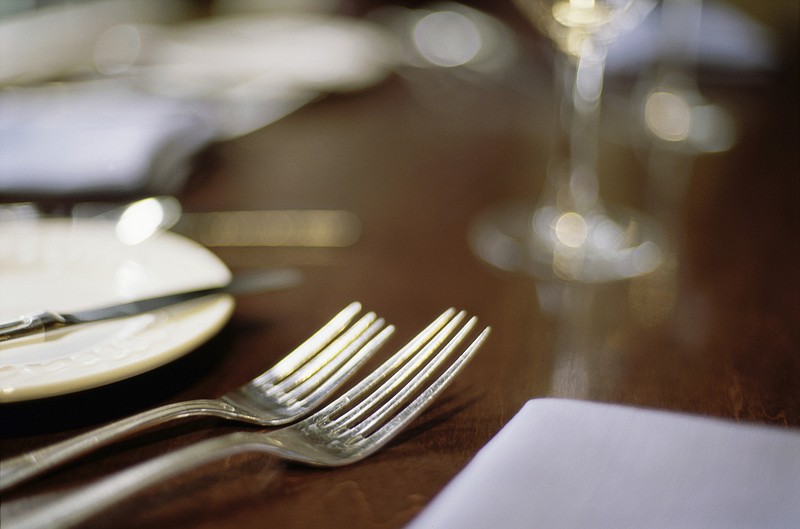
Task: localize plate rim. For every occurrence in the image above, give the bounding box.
[0,218,234,403]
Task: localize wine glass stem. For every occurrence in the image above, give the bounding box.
[549,42,607,215]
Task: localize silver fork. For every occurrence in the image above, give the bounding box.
[1,309,490,529]
[0,302,393,492]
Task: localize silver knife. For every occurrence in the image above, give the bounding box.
[0,268,303,344]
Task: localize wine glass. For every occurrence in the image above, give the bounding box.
[470,0,662,283]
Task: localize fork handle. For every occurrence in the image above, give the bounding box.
[0,399,238,492]
[0,432,275,529]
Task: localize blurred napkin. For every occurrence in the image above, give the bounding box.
[406,399,800,529]
[607,0,777,75]
[0,81,215,197]
[0,6,396,199]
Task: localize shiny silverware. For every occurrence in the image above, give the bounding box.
[0,303,391,492]
[0,268,302,344]
[1,309,489,529]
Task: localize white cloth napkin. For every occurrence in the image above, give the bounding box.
[406,399,800,529]
[0,81,216,197]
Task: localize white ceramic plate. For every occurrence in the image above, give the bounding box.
[0,219,233,402]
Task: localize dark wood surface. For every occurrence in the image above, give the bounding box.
[1,4,798,528]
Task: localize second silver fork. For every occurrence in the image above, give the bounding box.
[0,302,393,492]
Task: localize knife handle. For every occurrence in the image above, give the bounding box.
[0,311,67,343]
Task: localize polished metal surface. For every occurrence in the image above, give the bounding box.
[1,309,489,529]
[0,303,389,491]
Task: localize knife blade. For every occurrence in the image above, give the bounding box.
[0,268,302,344]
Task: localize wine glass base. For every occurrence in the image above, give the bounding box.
[469,201,664,283]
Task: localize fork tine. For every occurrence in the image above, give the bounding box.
[264,312,380,396]
[287,324,396,409]
[281,321,395,403]
[328,310,468,431]
[345,315,477,437]
[311,308,458,424]
[252,302,362,386]
[358,325,490,453]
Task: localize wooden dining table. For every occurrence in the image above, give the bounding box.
[1,2,798,528]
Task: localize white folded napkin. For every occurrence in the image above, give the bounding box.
[0,81,215,197]
[406,399,800,529]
